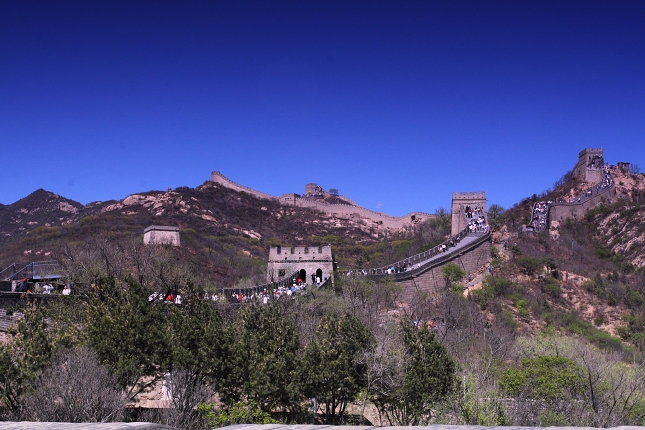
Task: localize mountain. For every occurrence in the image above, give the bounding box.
[0,180,439,287]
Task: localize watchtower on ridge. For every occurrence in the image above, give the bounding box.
[573,148,604,184]
[451,192,487,235]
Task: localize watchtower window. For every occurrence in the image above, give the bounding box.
[278,269,285,277]
[411,215,416,221]
[276,246,281,254]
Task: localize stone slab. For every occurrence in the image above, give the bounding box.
[0,423,178,430]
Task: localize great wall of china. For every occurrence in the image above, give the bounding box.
[210,171,435,231]
[0,148,625,329]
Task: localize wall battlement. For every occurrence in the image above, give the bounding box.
[452,192,486,200]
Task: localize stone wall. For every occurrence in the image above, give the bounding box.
[211,171,435,231]
[549,185,616,222]
[397,233,491,303]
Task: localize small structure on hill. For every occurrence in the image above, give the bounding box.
[143,225,180,246]
[267,245,335,285]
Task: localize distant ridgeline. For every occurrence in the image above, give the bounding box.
[210,171,435,232]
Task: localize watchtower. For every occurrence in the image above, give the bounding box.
[267,245,334,285]
[573,148,604,184]
[451,192,487,235]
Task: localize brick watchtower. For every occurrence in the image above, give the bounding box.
[451,192,487,235]
[573,148,604,184]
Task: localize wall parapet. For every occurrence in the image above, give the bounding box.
[210,171,275,201]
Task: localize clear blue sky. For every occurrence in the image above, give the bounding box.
[1,1,644,215]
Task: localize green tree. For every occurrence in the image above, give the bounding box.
[370,321,456,425]
[84,277,170,399]
[516,256,543,276]
[232,304,301,412]
[440,263,465,289]
[164,281,230,427]
[298,313,375,424]
[0,302,56,411]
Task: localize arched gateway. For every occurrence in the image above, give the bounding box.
[267,245,335,286]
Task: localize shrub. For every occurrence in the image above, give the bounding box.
[541,278,561,298]
[515,299,530,319]
[497,310,518,330]
[517,256,543,276]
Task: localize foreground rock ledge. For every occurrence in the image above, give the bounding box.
[0,423,177,430]
[0,425,643,430]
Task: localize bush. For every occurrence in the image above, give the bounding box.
[541,278,561,298]
[515,299,530,319]
[517,256,543,276]
[497,310,518,330]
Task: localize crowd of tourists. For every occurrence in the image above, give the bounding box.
[467,216,489,233]
[528,168,615,232]
[464,205,483,218]
[14,279,68,295]
[148,291,182,304]
[529,201,551,232]
[227,276,314,303]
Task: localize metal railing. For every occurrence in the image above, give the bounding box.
[8,261,63,280]
[0,264,16,281]
[339,227,473,277]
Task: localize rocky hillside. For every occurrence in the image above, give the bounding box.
[471,167,645,353]
[0,181,442,287]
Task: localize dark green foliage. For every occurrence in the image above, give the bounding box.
[167,282,228,386]
[230,304,301,412]
[441,263,465,289]
[0,303,55,411]
[556,311,624,352]
[471,276,518,308]
[540,277,561,299]
[618,312,645,350]
[298,313,374,424]
[497,310,519,330]
[516,256,543,276]
[84,277,171,396]
[370,321,456,425]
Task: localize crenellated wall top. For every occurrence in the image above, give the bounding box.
[269,245,333,261]
[579,148,603,157]
[452,192,486,200]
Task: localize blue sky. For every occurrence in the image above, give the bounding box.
[1,1,644,215]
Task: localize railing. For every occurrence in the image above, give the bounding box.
[8,261,63,280]
[339,227,474,277]
[0,264,16,281]
[219,269,301,301]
